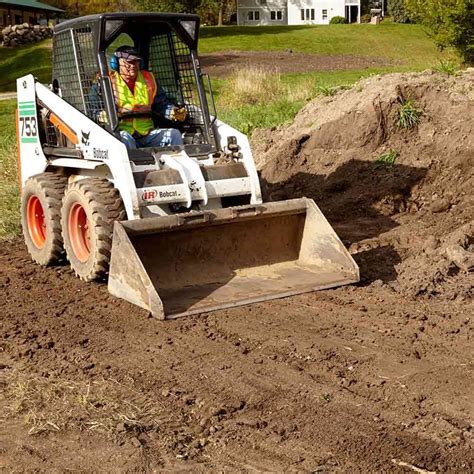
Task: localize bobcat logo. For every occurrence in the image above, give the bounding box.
[81,130,90,146]
[189,180,200,192]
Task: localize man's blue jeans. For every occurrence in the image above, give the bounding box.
[120,128,183,150]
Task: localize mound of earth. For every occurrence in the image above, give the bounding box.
[254,69,474,300]
[200,50,391,77]
[0,70,473,471]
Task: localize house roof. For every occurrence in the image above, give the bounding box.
[0,0,64,12]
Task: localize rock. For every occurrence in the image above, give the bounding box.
[371,279,384,288]
[430,198,450,213]
[445,245,474,272]
[422,235,439,253]
[130,437,142,448]
[116,421,127,432]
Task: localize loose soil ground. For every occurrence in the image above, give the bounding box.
[200,50,392,77]
[1,70,473,471]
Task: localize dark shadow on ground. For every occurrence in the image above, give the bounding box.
[260,159,428,283]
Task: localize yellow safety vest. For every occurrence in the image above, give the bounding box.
[110,70,157,136]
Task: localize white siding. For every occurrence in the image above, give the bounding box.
[287,0,345,25]
[237,0,287,26]
[237,0,359,25]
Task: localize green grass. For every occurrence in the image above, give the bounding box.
[0,40,52,93]
[199,22,457,69]
[0,99,20,238]
[433,59,459,76]
[398,99,422,129]
[376,149,398,167]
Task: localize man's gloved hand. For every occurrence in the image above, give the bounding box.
[97,110,108,124]
[170,106,187,122]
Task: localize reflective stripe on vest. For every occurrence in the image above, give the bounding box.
[110,70,157,136]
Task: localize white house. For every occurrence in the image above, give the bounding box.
[237,0,360,26]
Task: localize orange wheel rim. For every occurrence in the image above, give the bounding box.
[27,196,46,249]
[69,202,90,263]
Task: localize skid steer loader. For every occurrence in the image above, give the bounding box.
[17,13,359,319]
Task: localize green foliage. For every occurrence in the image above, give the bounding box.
[388,0,411,23]
[134,0,200,13]
[406,0,474,64]
[45,0,134,17]
[376,149,398,167]
[316,83,351,96]
[316,84,338,96]
[360,14,372,23]
[433,59,459,75]
[397,99,422,128]
[132,0,234,24]
[0,100,20,239]
[329,16,347,24]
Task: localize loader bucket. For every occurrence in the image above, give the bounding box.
[108,198,359,319]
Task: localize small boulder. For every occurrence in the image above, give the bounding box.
[430,198,450,213]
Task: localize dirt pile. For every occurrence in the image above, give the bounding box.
[254,69,474,299]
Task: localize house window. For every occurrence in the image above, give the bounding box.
[248,10,260,21]
[322,9,328,19]
[302,8,315,20]
[271,10,283,20]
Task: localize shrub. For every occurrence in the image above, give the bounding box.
[360,14,372,23]
[406,0,473,64]
[329,16,347,24]
[388,0,411,22]
[397,99,422,128]
[433,60,459,76]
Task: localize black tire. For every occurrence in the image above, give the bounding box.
[61,178,125,282]
[21,173,68,266]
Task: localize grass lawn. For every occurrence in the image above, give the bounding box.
[199,22,457,69]
[0,99,20,239]
[0,41,52,93]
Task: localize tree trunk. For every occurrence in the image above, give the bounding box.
[218,1,224,26]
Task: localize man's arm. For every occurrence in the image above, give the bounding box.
[152,87,175,120]
[87,81,108,124]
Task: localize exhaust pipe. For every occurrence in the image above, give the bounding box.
[108,198,359,319]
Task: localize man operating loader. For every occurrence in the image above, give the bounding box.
[97,45,187,149]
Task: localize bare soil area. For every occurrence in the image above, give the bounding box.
[200,50,391,77]
[1,70,473,471]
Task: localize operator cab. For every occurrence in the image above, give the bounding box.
[43,13,217,161]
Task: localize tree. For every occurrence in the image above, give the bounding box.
[135,0,235,25]
[134,0,201,14]
[406,0,474,64]
[388,0,410,22]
